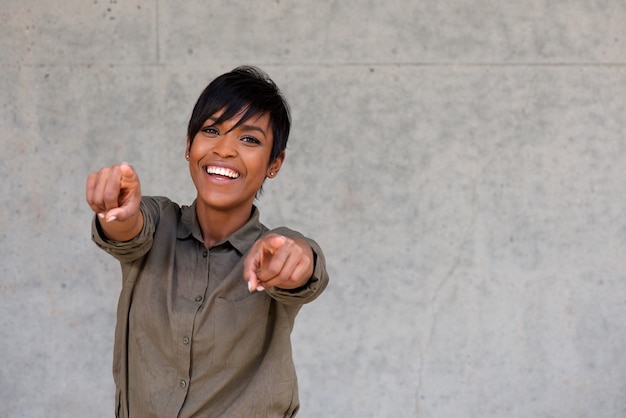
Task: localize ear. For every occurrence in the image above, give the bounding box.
[185,137,191,160]
[267,151,285,178]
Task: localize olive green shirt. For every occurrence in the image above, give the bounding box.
[92,196,329,418]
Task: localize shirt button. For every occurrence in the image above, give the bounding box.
[183,337,190,345]
[194,295,203,303]
[179,380,187,388]
[202,250,208,258]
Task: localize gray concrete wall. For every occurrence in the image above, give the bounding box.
[2,1,625,417]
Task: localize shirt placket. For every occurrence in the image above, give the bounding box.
[173,241,210,414]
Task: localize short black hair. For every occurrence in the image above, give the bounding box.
[187,66,291,164]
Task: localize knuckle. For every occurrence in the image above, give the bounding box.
[267,265,280,277]
[103,190,118,203]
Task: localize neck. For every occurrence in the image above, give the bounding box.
[195,201,253,248]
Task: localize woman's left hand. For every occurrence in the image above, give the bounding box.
[243,234,314,292]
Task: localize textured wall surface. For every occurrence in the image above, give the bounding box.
[2,1,626,417]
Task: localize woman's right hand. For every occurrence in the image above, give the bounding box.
[86,162,143,240]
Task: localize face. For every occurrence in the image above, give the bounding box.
[186,109,284,214]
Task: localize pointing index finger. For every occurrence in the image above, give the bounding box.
[119,162,138,184]
[243,234,288,292]
[264,234,287,253]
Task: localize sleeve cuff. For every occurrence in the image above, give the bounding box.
[91,203,154,262]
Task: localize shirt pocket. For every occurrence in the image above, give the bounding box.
[212,293,272,368]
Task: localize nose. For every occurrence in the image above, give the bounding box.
[212,134,237,158]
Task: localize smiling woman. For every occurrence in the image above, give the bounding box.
[85,66,329,418]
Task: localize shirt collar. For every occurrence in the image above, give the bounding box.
[178,201,265,254]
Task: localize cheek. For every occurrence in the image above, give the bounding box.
[253,160,273,181]
[188,139,210,160]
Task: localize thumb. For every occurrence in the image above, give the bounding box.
[103,203,137,223]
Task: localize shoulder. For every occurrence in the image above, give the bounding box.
[266,226,305,240]
[140,196,184,215]
[141,195,180,210]
[139,196,186,230]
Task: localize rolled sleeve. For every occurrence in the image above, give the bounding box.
[91,200,156,263]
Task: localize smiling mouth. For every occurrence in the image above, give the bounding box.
[206,166,240,179]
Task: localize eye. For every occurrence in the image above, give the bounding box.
[241,136,261,145]
[200,126,219,136]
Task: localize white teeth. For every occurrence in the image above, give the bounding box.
[206,166,239,179]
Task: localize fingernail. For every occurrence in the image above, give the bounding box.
[257,285,265,292]
[98,213,105,219]
[248,281,254,292]
[106,215,117,222]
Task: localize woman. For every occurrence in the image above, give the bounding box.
[86,66,329,417]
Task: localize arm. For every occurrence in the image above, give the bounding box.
[86,162,144,242]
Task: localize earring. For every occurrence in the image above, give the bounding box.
[185,154,190,160]
[269,171,274,177]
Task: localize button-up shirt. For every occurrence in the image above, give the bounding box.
[92,196,329,417]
